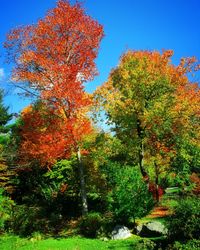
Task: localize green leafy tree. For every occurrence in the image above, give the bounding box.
[0,90,12,135]
[108,166,154,224]
[95,50,200,197]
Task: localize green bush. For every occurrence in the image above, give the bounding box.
[168,197,200,240]
[78,212,103,238]
[107,166,154,224]
[167,240,200,250]
[7,205,48,236]
[0,188,14,232]
[135,239,156,250]
[78,211,114,239]
[98,212,115,238]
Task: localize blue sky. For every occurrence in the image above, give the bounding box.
[0,0,200,114]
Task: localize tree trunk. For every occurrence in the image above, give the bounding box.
[137,119,147,178]
[77,147,88,215]
[154,162,159,203]
[139,139,146,177]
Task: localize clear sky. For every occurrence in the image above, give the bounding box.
[0,0,200,114]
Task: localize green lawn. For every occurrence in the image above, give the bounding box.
[0,235,146,250]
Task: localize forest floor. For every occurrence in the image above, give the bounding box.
[148,187,180,219]
[147,205,171,218]
[137,187,179,225]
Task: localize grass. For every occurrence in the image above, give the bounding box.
[0,235,144,250]
[136,216,168,225]
[160,188,181,210]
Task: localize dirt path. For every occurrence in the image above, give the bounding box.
[147,206,171,219]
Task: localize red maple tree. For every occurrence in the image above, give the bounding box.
[5,0,104,214]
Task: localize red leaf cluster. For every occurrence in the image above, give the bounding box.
[19,103,92,167]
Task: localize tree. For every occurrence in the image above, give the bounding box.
[0,90,12,134]
[95,50,200,199]
[5,0,104,214]
[108,166,153,224]
[0,90,13,193]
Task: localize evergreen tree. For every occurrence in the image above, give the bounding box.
[0,89,12,134]
[0,89,13,193]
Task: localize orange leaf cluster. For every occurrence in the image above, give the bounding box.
[5,0,103,112]
[19,103,92,167]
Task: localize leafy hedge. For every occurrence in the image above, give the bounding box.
[168,197,200,240]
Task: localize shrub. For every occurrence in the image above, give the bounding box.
[96,212,116,239]
[135,239,156,250]
[168,197,200,240]
[0,188,14,233]
[78,212,103,238]
[167,240,200,250]
[107,167,154,224]
[7,205,48,236]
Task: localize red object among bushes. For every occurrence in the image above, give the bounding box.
[190,173,200,195]
[148,182,164,201]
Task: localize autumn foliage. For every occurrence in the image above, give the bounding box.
[95,50,200,186]
[4,0,103,121]
[19,102,92,166]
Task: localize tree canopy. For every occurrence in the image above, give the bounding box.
[94,50,200,185]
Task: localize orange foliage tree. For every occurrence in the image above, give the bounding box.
[5,0,104,214]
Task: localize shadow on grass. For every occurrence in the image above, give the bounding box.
[107,242,135,249]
